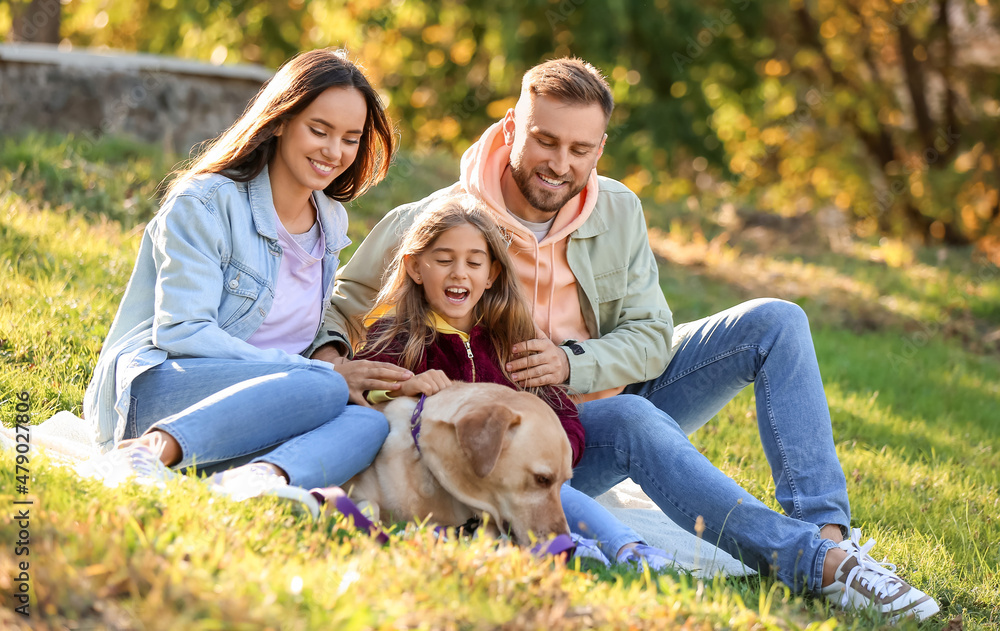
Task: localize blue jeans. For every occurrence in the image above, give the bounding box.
[570,298,850,592]
[125,358,389,489]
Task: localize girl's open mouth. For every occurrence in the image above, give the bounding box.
[445,287,469,303]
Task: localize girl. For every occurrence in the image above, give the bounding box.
[79,49,413,505]
[346,194,672,568]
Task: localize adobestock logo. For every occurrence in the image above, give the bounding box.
[673,0,753,72]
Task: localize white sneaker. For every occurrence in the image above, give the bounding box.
[76,435,177,488]
[821,529,940,623]
[616,543,675,572]
[207,463,321,520]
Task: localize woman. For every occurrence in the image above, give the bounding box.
[80,49,413,502]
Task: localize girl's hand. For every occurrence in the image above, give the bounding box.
[398,370,452,398]
[334,360,414,406]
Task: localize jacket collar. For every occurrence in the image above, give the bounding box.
[429,311,471,342]
[247,165,280,242]
[247,164,348,255]
[569,181,610,239]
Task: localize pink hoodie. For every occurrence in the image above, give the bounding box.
[460,122,598,348]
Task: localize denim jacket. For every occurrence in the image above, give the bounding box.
[83,166,350,452]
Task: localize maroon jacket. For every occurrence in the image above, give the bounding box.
[359,318,585,466]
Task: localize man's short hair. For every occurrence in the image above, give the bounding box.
[521,58,614,121]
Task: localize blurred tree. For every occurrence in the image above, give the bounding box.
[37,0,1000,247]
[9,0,60,43]
[770,0,1000,245]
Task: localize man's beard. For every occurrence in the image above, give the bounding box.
[509,159,587,215]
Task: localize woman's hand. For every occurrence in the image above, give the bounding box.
[333,359,414,406]
[397,370,452,398]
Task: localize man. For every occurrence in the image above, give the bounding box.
[312,58,938,622]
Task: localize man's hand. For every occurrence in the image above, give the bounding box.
[508,337,570,388]
[396,370,452,398]
[332,359,413,406]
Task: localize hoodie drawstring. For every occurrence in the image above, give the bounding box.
[531,241,540,324]
[527,240,560,340]
[547,246,556,339]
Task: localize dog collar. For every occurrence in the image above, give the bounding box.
[458,515,482,535]
[433,515,482,540]
[409,394,427,454]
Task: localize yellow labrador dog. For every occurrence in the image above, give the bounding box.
[344,382,572,544]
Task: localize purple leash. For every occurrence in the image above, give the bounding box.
[409,394,427,454]
[532,533,577,559]
[311,489,389,545]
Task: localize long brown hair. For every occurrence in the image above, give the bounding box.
[165,48,394,201]
[365,195,539,389]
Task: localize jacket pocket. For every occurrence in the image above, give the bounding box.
[218,265,263,329]
[594,266,627,303]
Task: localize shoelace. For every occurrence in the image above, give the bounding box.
[837,529,903,608]
[242,463,287,489]
[124,445,159,477]
[617,544,673,570]
[569,534,610,566]
[78,435,171,487]
[618,548,643,563]
[128,433,169,478]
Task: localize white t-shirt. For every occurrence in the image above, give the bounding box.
[507,208,556,242]
[245,211,325,355]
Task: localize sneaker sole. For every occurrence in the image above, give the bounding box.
[264,485,321,521]
[889,596,940,623]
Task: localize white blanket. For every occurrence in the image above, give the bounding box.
[5,411,753,578]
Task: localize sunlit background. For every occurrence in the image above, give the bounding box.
[3,0,999,256]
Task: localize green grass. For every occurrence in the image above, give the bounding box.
[2,133,997,629]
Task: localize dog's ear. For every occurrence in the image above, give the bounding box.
[455,406,520,478]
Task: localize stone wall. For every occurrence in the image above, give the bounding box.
[0,43,273,156]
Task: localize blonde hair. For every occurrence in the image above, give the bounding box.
[365,195,538,388]
[165,48,394,201]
